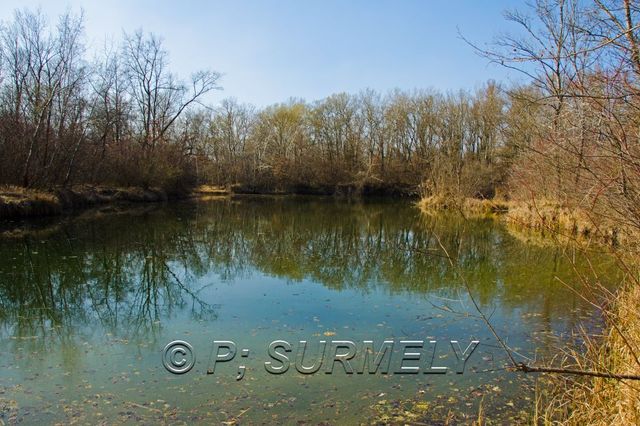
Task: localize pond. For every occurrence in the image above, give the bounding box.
[0,197,620,424]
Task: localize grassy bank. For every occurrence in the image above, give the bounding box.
[503,201,623,247]
[536,283,640,424]
[0,186,63,218]
[0,185,209,220]
[418,194,639,424]
[418,196,624,248]
[418,195,509,216]
[0,182,416,221]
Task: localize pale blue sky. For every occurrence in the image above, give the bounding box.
[1,1,528,106]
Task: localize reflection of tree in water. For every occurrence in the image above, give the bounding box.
[186,197,620,338]
[0,208,218,347]
[0,198,620,347]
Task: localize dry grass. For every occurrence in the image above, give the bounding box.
[418,194,640,425]
[0,185,58,203]
[536,284,640,425]
[0,183,238,220]
[0,185,62,218]
[418,195,626,248]
[503,200,622,247]
[0,184,235,220]
[417,195,510,217]
[0,185,175,220]
[193,185,230,195]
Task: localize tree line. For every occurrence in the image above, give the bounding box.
[0,9,220,193]
[2,1,639,211]
[477,0,640,238]
[0,8,520,196]
[198,84,514,196]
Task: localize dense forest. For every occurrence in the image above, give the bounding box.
[2,2,640,218]
[0,8,517,196]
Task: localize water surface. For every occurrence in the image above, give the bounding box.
[0,197,619,424]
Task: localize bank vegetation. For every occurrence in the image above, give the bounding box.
[446,0,640,424]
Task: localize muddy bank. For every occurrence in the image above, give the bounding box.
[0,185,211,220]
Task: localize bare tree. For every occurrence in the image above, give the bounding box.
[122,30,220,150]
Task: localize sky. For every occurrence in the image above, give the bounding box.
[0,0,529,107]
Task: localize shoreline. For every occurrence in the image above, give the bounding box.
[417,195,624,248]
[0,185,179,220]
[0,183,419,221]
[419,194,640,423]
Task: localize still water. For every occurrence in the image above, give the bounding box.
[0,197,619,424]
